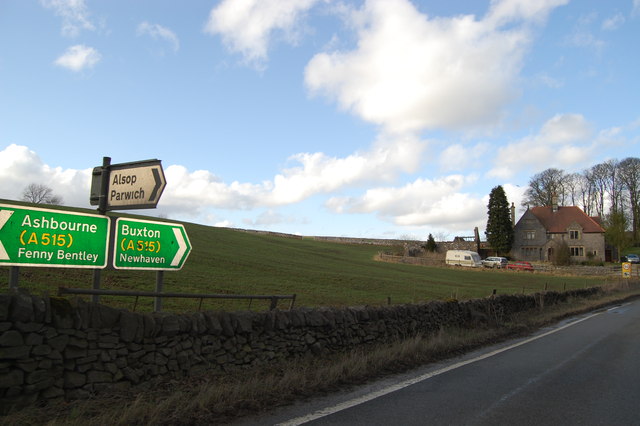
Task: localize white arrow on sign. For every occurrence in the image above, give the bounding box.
[0,210,14,260]
[171,227,188,267]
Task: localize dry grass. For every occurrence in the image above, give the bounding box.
[3,285,640,426]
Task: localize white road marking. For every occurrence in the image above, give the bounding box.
[278,310,604,426]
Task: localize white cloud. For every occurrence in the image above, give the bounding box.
[2,133,425,224]
[325,175,485,231]
[242,209,298,227]
[305,0,567,134]
[205,0,320,66]
[488,114,594,178]
[160,135,426,216]
[485,0,569,25]
[54,45,101,72]
[502,183,527,209]
[269,136,426,204]
[0,144,91,206]
[565,12,605,51]
[602,13,625,30]
[538,113,592,142]
[323,174,529,235]
[161,166,263,214]
[137,21,180,52]
[214,220,234,228]
[535,72,563,88]
[41,0,95,37]
[439,143,489,172]
[633,0,640,18]
[567,31,605,51]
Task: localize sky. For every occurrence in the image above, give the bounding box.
[1,0,639,241]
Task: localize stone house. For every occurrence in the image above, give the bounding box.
[511,203,605,262]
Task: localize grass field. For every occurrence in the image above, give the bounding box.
[0,202,614,313]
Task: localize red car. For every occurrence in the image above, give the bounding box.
[506,261,534,272]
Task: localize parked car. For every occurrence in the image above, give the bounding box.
[482,257,508,268]
[506,261,534,272]
[621,254,640,264]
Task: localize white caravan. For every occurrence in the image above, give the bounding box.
[445,250,482,268]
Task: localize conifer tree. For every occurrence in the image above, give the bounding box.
[424,233,437,252]
[485,185,513,255]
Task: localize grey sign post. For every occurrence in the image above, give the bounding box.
[90,159,166,211]
[89,157,168,303]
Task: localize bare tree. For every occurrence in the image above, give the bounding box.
[603,159,623,213]
[21,183,63,205]
[522,168,567,207]
[586,163,609,217]
[433,232,449,242]
[564,172,582,207]
[577,171,597,216]
[586,160,626,217]
[523,158,640,244]
[573,172,597,215]
[618,157,640,242]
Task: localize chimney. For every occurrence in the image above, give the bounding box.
[510,202,515,226]
[552,193,558,213]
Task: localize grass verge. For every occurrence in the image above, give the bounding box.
[3,284,640,426]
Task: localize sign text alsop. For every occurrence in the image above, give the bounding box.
[110,173,147,203]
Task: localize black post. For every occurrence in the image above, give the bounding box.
[93,156,111,303]
[155,270,164,312]
[289,294,297,310]
[9,266,19,289]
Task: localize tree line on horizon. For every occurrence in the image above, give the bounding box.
[482,157,640,259]
[521,157,640,245]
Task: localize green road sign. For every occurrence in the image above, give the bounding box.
[0,203,110,268]
[113,218,191,270]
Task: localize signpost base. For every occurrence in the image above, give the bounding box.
[92,269,101,303]
[155,271,164,312]
[9,266,19,289]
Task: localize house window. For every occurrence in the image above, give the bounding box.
[524,230,535,240]
[570,247,584,257]
[521,247,539,259]
[569,230,580,240]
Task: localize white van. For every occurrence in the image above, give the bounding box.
[445,250,482,268]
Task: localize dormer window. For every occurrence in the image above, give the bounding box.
[569,230,580,240]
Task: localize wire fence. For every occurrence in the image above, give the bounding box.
[57,287,296,313]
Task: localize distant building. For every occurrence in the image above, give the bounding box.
[511,201,605,262]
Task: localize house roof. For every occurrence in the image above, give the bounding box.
[529,206,605,233]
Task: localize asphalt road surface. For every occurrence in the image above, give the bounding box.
[237,299,640,426]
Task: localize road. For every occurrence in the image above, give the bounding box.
[238,299,640,426]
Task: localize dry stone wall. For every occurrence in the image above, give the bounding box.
[0,287,601,412]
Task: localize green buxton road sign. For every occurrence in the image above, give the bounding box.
[0,203,110,268]
[113,218,191,270]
